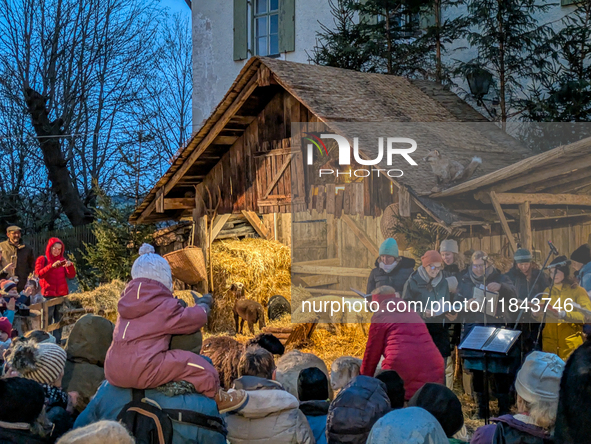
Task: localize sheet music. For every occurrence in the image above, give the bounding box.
[458,326,496,351]
[482,329,521,354]
[430,298,453,317]
[473,287,499,317]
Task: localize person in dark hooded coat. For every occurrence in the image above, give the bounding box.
[298,367,330,444]
[326,375,391,444]
[366,238,415,295]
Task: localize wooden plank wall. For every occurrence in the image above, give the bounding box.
[460,223,591,266]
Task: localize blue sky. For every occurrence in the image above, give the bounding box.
[161,0,190,16]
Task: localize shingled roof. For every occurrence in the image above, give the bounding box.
[131,57,532,224]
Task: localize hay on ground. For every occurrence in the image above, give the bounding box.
[67,280,126,323]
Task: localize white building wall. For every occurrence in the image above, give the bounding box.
[192,0,335,133]
[192,1,577,132]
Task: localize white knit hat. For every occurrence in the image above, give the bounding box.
[440,239,459,254]
[131,244,173,291]
[515,351,565,403]
[56,420,135,444]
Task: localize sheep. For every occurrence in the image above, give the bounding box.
[201,333,284,389]
[330,356,362,394]
[230,282,266,335]
[267,295,291,321]
[275,350,334,400]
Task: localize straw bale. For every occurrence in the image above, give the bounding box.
[67,280,126,323]
[208,238,291,333]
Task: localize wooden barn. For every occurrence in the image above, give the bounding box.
[131,56,591,295]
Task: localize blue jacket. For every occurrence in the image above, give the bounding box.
[75,381,226,444]
[578,261,591,294]
[300,400,329,444]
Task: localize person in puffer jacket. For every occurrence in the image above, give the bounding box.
[298,367,330,444]
[366,238,416,294]
[366,407,448,444]
[226,346,314,444]
[326,375,391,444]
[104,244,246,413]
[360,286,444,400]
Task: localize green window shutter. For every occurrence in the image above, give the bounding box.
[233,0,248,61]
[279,0,295,53]
[561,0,577,5]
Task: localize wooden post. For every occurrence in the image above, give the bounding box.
[399,186,411,218]
[489,191,518,254]
[519,201,532,251]
[193,209,209,294]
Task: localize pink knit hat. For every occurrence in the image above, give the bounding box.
[421,250,443,268]
[0,317,11,337]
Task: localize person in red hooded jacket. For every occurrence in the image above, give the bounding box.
[360,286,444,400]
[35,237,76,343]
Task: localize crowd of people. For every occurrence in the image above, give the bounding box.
[0,225,590,443]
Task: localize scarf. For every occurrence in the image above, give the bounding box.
[417,266,443,287]
[0,420,30,431]
[379,261,398,273]
[42,384,68,409]
[469,265,494,286]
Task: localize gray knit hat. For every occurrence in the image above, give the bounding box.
[9,341,67,385]
[514,248,533,264]
[440,239,458,254]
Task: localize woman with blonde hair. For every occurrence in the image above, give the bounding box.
[470,351,564,444]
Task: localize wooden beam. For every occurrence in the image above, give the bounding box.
[163,198,195,210]
[489,191,518,254]
[299,275,339,287]
[241,210,271,239]
[399,186,411,217]
[193,210,209,294]
[292,258,341,267]
[229,115,256,125]
[263,153,294,199]
[486,192,591,207]
[305,288,360,297]
[292,264,372,278]
[135,75,259,224]
[210,214,232,240]
[519,201,532,251]
[213,135,239,145]
[342,214,379,257]
[155,188,164,213]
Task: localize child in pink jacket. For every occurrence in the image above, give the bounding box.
[104,244,247,413]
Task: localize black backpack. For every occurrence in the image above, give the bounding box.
[117,389,227,444]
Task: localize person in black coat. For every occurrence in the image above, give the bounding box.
[457,250,520,419]
[503,248,550,358]
[326,375,391,444]
[366,238,415,295]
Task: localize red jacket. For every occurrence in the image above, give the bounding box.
[35,237,76,297]
[360,293,444,400]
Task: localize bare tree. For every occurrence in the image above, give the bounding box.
[0,0,161,226]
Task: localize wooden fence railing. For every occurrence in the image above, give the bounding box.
[23,225,96,258]
[30,297,66,332]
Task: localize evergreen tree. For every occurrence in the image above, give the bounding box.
[458,0,553,123]
[522,1,591,122]
[310,0,466,81]
[78,189,154,289]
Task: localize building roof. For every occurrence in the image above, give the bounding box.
[131,57,531,224]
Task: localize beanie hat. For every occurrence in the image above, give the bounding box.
[379,238,399,257]
[0,377,45,424]
[9,341,67,385]
[514,248,533,264]
[131,244,173,291]
[571,244,591,265]
[440,239,458,254]
[1,280,16,293]
[408,383,463,437]
[0,317,12,337]
[421,250,443,268]
[298,367,329,402]
[515,351,565,404]
[56,420,135,444]
[550,255,571,278]
[375,370,405,409]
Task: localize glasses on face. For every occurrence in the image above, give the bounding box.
[472,264,485,269]
[429,265,442,271]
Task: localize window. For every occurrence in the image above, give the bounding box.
[254,0,279,56]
